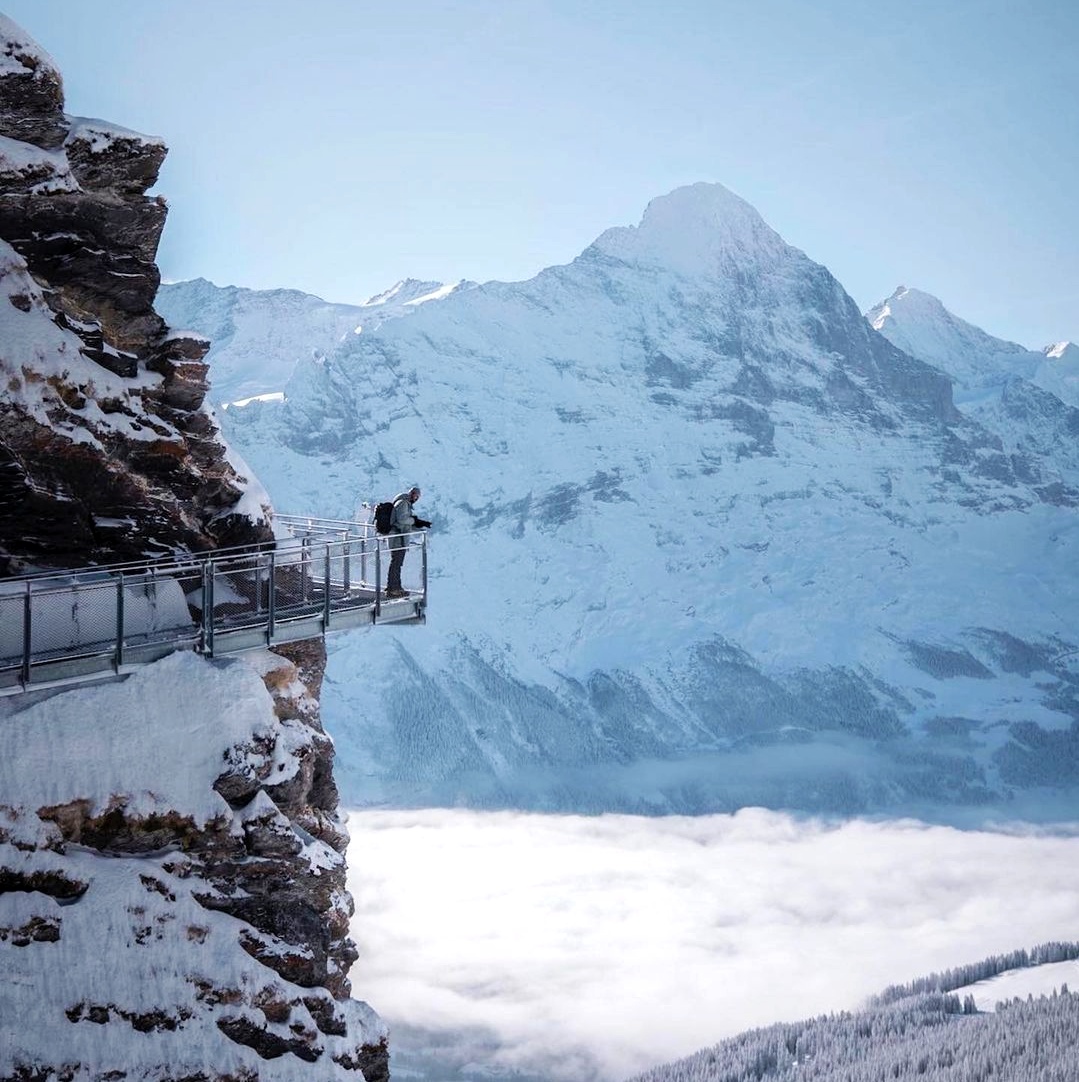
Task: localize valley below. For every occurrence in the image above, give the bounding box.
[345,807,1079,1082]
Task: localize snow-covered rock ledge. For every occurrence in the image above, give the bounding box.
[0,649,388,1082]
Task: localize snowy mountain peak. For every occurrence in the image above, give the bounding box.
[866,285,1045,400]
[868,285,949,332]
[1037,340,1079,406]
[869,287,1079,410]
[1045,340,1078,361]
[587,181,787,276]
[361,277,447,307]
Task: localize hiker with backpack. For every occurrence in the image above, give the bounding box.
[378,486,430,597]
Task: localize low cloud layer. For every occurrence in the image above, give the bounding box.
[346,809,1079,1081]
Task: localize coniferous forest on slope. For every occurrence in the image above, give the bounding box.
[633,991,1079,1081]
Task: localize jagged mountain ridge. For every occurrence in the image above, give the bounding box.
[868,285,1078,408]
[869,285,1079,500]
[219,182,1079,820]
[156,276,473,409]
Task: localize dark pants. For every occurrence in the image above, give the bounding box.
[388,546,406,592]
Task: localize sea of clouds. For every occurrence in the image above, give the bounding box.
[346,808,1079,1082]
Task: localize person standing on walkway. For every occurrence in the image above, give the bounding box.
[386,486,430,597]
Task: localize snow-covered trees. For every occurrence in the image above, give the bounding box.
[630,949,1079,1082]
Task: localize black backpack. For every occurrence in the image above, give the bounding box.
[374,500,394,534]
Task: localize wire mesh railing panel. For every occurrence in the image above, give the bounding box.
[0,588,27,667]
[119,575,199,649]
[30,579,117,661]
[207,554,265,631]
[270,546,327,620]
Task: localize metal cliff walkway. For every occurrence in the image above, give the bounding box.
[0,515,427,696]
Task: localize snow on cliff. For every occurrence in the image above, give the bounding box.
[0,12,57,78]
[0,651,386,1081]
[0,16,386,1078]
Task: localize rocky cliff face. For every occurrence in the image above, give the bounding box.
[0,14,270,572]
[0,16,387,1081]
[1,650,388,1082]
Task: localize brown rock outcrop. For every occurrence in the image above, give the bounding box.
[0,17,271,572]
[0,16,66,149]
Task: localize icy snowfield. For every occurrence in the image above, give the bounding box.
[345,808,1079,1082]
[213,182,1079,820]
[957,958,1079,1012]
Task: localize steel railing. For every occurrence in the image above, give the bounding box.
[0,516,427,696]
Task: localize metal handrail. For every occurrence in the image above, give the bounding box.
[5,514,381,583]
[5,538,281,583]
[0,519,428,696]
[276,513,375,533]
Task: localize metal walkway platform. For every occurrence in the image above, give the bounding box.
[0,514,427,697]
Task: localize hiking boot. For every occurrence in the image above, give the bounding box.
[385,588,408,598]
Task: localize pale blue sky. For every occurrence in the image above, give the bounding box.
[4,0,1076,348]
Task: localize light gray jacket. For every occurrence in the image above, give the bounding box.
[389,491,416,550]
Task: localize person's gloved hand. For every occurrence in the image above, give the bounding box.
[414,517,432,529]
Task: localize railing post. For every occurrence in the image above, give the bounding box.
[266,551,276,644]
[374,543,381,620]
[421,532,428,601]
[323,543,332,629]
[301,536,310,602]
[115,572,125,670]
[203,562,215,657]
[21,581,31,688]
[343,533,351,595]
[360,534,368,588]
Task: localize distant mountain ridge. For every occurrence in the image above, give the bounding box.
[867,285,1077,407]
[215,181,1079,821]
[868,285,1079,501]
[156,276,471,408]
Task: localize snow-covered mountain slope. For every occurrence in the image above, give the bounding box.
[220,182,1079,820]
[156,277,472,408]
[867,286,1077,409]
[1038,339,1079,407]
[868,286,1079,503]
